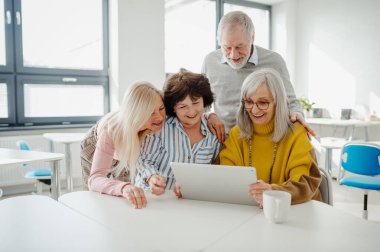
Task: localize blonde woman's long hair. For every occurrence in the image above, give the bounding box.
[104,82,163,180]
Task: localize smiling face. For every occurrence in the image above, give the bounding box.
[141,95,166,133]
[174,95,204,130]
[245,83,275,126]
[221,24,253,70]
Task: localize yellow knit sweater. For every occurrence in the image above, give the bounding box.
[219,121,322,204]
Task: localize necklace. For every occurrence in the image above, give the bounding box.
[248,138,278,184]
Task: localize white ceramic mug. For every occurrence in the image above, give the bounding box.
[263,190,291,224]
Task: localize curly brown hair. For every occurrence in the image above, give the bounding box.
[163,68,214,117]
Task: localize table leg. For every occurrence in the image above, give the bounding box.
[365,126,370,141]
[325,148,332,175]
[332,126,338,137]
[343,127,348,138]
[65,143,73,192]
[49,139,54,152]
[51,160,61,200]
[348,126,355,141]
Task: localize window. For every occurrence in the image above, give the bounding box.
[0,0,109,128]
[165,0,216,74]
[223,1,270,49]
[0,0,5,66]
[165,0,271,74]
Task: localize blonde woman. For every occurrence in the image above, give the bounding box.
[219,68,322,206]
[81,82,166,209]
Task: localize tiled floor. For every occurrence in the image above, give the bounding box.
[1,180,380,223]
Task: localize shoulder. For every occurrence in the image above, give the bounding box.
[205,49,222,58]
[164,115,175,125]
[256,46,283,59]
[256,46,286,66]
[227,125,242,139]
[203,49,222,64]
[96,117,111,142]
[223,126,246,154]
[148,116,178,140]
[142,118,173,143]
[284,122,312,149]
[292,122,308,136]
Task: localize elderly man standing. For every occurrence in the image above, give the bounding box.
[202,11,313,140]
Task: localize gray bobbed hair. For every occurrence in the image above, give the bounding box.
[237,68,293,142]
[217,11,255,45]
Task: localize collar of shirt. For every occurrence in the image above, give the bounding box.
[166,115,208,136]
[220,45,258,66]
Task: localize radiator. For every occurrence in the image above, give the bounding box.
[0,135,82,187]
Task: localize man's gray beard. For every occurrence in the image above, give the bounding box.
[226,56,249,70]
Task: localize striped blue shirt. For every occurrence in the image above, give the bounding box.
[135,115,221,190]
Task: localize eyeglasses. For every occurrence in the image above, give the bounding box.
[242,99,271,110]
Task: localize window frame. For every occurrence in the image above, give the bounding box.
[0,74,16,124]
[0,0,14,72]
[219,0,272,49]
[0,0,109,129]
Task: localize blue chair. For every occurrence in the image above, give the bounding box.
[16,140,52,194]
[338,143,380,219]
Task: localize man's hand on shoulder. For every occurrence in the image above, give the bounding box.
[206,112,226,143]
[290,112,316,138]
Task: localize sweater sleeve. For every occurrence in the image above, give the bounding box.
[87,128,129,196]
[219,126,245,166]
[271,127,322,204]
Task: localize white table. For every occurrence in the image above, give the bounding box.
[0,195,140,252]
[60,191,260,252]
[206,200,380,252]
[0,148,64,200]
[59,191,380,252]
[43,133,86,192]
[307,118,380,141]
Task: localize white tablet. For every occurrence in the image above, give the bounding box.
[170,162,258,206]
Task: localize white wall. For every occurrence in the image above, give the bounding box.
[293,0,380,120]
[272,0,297,85]
[271,0,380,140]
[112,0,165,104]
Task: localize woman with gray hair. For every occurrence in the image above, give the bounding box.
[219,68,322,206]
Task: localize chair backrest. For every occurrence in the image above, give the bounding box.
[16,140,31,151]
[340,143,380,176]
[319,168,333,206]
[16,140,32,168]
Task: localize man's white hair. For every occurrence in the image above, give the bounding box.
[217,11,255,45]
